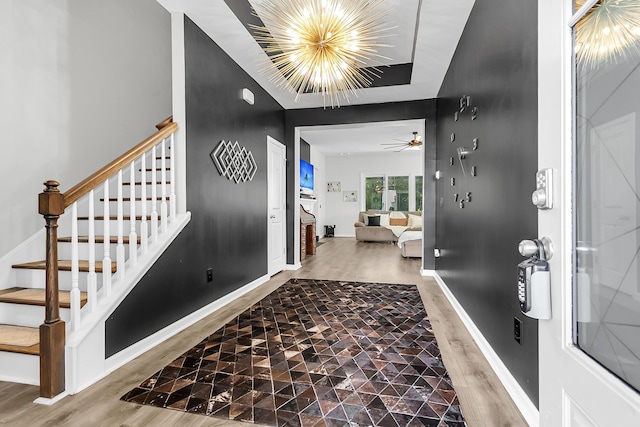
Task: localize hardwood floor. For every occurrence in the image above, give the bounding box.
[0,237,527,426]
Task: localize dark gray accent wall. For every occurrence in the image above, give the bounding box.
[105,16,285,356]
[285,100,436,269]
[435,0,539,406]
[300,138,311,163]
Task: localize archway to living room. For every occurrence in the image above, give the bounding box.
[291,118,431,272]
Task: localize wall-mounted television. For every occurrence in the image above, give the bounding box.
[300,159,315,197]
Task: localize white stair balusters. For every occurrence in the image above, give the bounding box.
[128,161,138,268]
[116,170,125,279]
[87,190,97,313]
[169,133,176,224]
[140,153,149,255]
[102,179,112,297]
[70,202,81,332]
[160,138,168,233]
[151,146,159,244]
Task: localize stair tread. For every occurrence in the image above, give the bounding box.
[12,260,117,273]
[77,215,151,220]
[122,181,170,185]
[0,287,87,308]
[0,324,39,355]
[58,235,141,244]
[100,197,165,201]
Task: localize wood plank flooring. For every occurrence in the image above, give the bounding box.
[0,237,527,426]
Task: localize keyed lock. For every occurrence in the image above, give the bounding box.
[532,169,553,210]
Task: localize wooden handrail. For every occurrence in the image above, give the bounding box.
[155,116,173,130]
[63,120,177,207]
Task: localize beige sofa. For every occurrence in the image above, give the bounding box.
[354,210,421,242]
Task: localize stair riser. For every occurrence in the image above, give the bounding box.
[57,241,132,260]
[76,220,149,236]
[101,200,169,212]
[121,183,172,194]
[0,302,71,328]
[0,351,39,385]
[14,269,108,292]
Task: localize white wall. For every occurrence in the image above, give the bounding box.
[0,0,71,259]
[310,147,326,239]
[0,0,171,258]
[324,152,423,237]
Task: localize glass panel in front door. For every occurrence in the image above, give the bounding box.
[574,0,640,392]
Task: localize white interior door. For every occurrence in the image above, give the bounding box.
[538,1,640,425]
[267,136,286,276]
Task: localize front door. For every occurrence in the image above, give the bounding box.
[538,0,640,424]
[267,136,286,276]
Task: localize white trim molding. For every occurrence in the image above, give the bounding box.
[432,272,539,426]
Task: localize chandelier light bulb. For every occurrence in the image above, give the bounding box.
[251,0,393,108]
[575,0,640,69]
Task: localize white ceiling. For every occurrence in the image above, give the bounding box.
[299,119,426,156]
[157,0,475,154]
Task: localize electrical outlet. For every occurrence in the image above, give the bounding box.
[514,317,523,344]
[206,268,213,282]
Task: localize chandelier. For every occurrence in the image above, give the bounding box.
[251,0,392,107]
[575,0,640,69]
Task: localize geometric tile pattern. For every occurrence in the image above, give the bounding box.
[121,279,466,426]
[210,139,257,183]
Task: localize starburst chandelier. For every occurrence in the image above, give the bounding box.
[575,0,640,69]
[251,0,392,107]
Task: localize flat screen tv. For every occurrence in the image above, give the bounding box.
[300,159,315,197]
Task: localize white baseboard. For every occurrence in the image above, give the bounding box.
[92,274,270,393]
[285,263,301,271]
[432,272,539,427]
[34,391,68,406]
[420,269,436,277]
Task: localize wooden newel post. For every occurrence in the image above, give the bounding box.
[38,180,66,398]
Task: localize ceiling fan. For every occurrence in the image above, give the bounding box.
[382,131,423,151]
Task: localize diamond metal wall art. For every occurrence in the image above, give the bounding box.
[211,140,257,183]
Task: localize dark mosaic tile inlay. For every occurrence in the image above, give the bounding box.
[121,279,466,426]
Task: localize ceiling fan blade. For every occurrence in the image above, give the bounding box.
[383,145,405,149]
[381,143,407,146]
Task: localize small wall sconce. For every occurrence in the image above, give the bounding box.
[242,88,254,105]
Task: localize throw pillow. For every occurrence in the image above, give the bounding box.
[379,213,390,227]
[389,217,408,226]
[363,214,377,225]
[367,215,381,226]
[408,213,422,230]
[389,211,406,219]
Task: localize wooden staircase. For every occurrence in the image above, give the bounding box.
[0,117,183,401]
